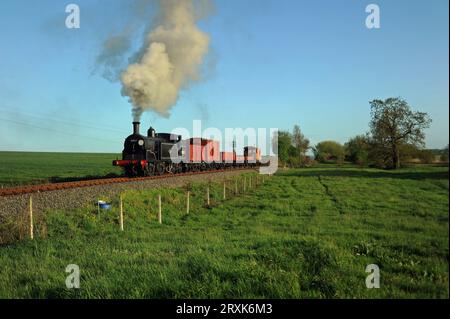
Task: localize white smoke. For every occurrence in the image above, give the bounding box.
[121,0,211,120]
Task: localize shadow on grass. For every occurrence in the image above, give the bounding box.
[278,168,449,181]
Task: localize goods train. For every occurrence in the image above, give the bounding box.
[113,122,262,176]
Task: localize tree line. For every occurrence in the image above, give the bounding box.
[277,97,448,169]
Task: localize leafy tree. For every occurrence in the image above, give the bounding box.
[276,131,292,166]
[314,141,345,164]
[288,145,298,158]
[369,98,431,169]
[345,135,370,166]
[292,125,310,165]
[367,138,391,168]
[275,125,311,168]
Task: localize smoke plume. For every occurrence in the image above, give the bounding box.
[121,0,211,120]
[95,33,132,82]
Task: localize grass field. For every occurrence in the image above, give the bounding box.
[0,166,448,298]
[0,152,122,186]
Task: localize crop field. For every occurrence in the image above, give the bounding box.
[0,152,122,186]
[0,166,448,298]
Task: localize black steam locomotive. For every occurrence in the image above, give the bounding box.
[113,122,262,177]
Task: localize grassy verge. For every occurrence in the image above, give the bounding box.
[0,167,448,298]
[0,152,122,187]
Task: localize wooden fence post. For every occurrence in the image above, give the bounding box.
[206,186,210,207]
[223,181,226,200]
[186,191,190,214]
[158,194,162,224]
[119,195,124,231]
[29,196,34,240]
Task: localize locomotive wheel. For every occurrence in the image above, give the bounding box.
[145,163,154,176]
[168,164,177,174]
[150,163,156,175]
[155,163,165,175]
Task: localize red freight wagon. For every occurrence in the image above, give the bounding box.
[221,151,235,163]
[235,155,246,163]
[244,146,261,163]
[186,138,220,163]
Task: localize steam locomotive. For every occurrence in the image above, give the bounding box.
[113,122,261,176]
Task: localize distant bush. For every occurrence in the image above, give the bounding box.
[366,142,434,168]
[441,145,449,163]
[287,155,301,168]
[417,149,435,164]
[345,135,370,166]
[399,144,422,163]
[314,141,345,164]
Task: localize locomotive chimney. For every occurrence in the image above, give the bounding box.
[132,122,140,135]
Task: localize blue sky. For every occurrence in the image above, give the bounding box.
[0,0,448,153]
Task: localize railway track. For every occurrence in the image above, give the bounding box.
[0,168,255,197]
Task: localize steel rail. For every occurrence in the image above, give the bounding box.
[0,168,255,197]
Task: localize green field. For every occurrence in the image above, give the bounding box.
[0,152,122,186]
[0,166,448,298]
